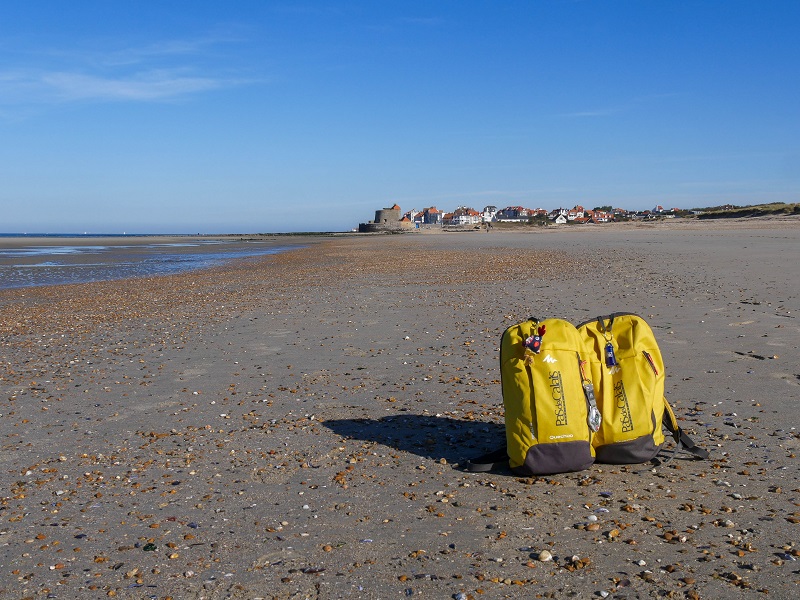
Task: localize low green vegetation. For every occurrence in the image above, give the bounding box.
[693,202,800,219]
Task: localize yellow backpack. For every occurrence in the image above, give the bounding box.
[469,317,601,475]
[578,313,708,463]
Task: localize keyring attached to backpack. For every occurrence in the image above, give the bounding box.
[597,315,617,367]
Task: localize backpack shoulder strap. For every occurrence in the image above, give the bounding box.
[662,398,709,460]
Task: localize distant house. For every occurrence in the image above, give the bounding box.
[649,205,676,218]
[567,205,585,221]
[403,208,420,222]
[423,207,442,225]
[482,205,498,222]
[612,208,629,219]
[497,206,531,222]
[411,206,443,226]
[554,214,568,224]
[447,206,482,226]
[586,209,613,223]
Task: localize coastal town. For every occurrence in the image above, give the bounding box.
[359,202,683,232]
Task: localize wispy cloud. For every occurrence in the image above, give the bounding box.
[1,69,230,103]
[557,108,619,118]
[0,34,253,109]
[98,34,245,67]
[557,92,686,119]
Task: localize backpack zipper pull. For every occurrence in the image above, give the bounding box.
[643,350,659,375]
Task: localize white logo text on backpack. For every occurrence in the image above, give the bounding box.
[543,354,557,363]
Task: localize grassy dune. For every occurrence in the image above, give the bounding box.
[696,201,800,219]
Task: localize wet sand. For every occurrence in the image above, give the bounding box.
[1,218,798,599]
[0,235,315,290]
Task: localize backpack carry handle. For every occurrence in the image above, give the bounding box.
[596,314,615,334]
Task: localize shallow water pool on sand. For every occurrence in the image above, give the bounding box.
[0,239,298,289]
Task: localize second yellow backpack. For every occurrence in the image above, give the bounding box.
[578,313,708,463]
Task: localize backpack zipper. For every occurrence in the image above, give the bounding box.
[642,350,659,375]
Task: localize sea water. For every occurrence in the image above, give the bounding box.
[0,235,300,290]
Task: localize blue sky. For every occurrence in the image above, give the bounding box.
[1,1,798,233]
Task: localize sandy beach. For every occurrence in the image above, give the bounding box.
[1,218,798,599]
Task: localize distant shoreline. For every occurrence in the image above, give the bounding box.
[0,233,334,249]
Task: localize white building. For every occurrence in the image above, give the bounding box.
[482,205,498,222]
